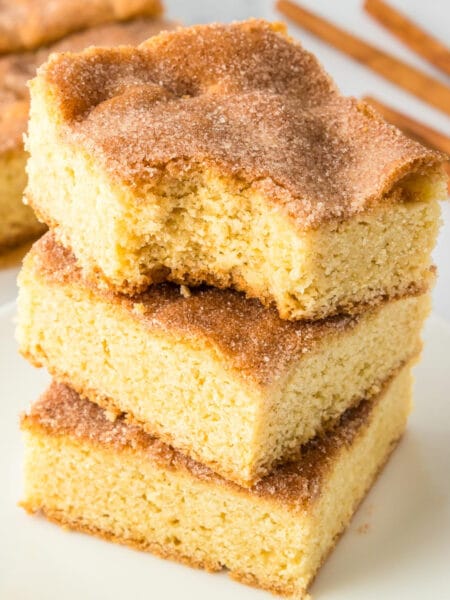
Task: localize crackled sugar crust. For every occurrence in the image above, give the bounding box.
[37,20,442,228]
[0,0,164,54]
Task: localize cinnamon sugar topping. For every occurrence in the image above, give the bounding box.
[39,20,442,227]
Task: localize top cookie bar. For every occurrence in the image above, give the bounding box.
[26,20,446,319]
[0,0,163,53]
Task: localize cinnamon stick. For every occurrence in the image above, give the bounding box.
[364,96,450,190]
[276,0,450,116]
[364,96,450,154]
[364,0,450,77]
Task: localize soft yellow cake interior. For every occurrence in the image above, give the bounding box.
[0,148,44,250]
[22,368,412,598]
[25,85,445,318]
[17,236,429,486]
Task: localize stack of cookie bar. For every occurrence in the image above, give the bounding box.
[17,21,447,598]
[0,0,168,251]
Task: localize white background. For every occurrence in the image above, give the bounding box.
[0,0,449,318]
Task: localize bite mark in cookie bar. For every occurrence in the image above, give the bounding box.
[21,367,412,598]
[17,233,429,486]
[25,20,446,316]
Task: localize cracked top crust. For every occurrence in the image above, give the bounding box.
[0,18,174,154]
[22,380,380,508]
[34,20,443,228]
[0,0,163,54]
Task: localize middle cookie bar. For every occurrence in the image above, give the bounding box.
[17,233,429,487]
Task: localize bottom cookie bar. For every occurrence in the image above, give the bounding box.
[21,366,412,598]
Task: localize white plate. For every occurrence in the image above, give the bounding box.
[1,303,449,600]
